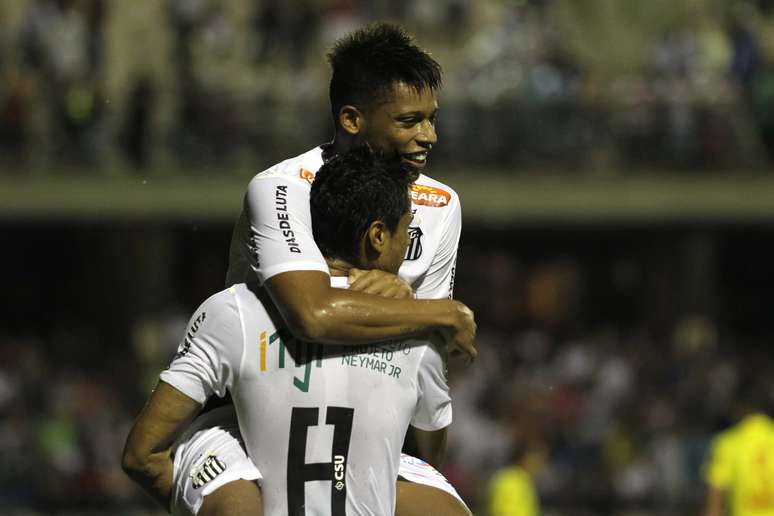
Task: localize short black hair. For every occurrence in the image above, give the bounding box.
[310,145,412,265]
[327,23,443,123]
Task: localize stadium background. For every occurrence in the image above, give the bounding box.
[2,0,774,514]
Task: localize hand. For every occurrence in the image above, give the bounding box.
[348,268,414,299]
[442,300,477,363]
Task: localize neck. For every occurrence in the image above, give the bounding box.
[326,257,354,277]
[329,132,356,157]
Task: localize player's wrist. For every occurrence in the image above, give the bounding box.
[427,299,461,332]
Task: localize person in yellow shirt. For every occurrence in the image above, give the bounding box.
[703,378,774,516]
[489,441,547,516]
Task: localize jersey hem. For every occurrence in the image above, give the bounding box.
[159,375,208,406]
[410,408,453,432]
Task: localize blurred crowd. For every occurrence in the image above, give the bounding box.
[2,225,773,515]
[447,240,772,515]
[2,0,774,173]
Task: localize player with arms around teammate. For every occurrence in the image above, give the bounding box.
[226,22,476,357]
[123,147,468,515]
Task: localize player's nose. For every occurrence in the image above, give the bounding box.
[416,120,437,147]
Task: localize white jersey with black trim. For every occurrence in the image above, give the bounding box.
[160,277,452,516]
[226,145,462,300]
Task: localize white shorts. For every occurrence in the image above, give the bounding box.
[170,406,262,516]
[171,407,466,514]
[397,453,467,508]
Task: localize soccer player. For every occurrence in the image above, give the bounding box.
[123,146,466,515]
[702,377,774,516]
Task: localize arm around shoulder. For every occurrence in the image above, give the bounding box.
[265,269,476,357]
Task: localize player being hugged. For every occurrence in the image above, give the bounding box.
[123,146,470,516]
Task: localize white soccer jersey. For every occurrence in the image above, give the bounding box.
[226,145,462,300]
[161,278,452,516]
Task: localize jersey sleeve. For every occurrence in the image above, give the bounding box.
[159,290,244,405]
[241,175,329,283]
[411,335,452,431]
[703,432,733,489]
[414,196,461,300]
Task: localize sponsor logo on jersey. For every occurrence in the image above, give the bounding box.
[299,168,316,184]
[410,184,451,208]
[334,454,346,490]
[275,185,301,253]
[190,451,226,489]
[176,311,207,358]
[405,226,423,261]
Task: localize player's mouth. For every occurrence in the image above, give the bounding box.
[401,151,429,171]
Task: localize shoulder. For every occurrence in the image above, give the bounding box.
[491,466,527,485]
[710,424,742,456]
[195,286,241,323]
[251,146,324,184]
[189,284,272,345]
[411,174,460,210]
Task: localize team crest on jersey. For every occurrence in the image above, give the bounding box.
[299,168,316,184]
[405,226,423,261]
[410,184,450,208]
[190,451,226,489]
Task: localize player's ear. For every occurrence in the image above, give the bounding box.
[365,220,388,256]
[339,105,365,136]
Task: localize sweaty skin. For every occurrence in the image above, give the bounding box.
[263,270,476,359]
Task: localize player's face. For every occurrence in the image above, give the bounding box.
[380,209,414,274]
[360,83,438,179]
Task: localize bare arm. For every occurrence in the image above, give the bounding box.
[412,427,448,470]
[238,176,476,358]
[122,381,202,510]
[265,270,477,359]
[703,486,726,516]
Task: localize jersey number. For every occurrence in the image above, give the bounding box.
[287,406,354,515]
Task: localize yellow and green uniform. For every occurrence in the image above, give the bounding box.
[488,465,539,516]
[704,414,774,515]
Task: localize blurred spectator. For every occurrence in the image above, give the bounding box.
[20,0,105,164]
[119,76,155,169]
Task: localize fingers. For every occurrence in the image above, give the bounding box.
[358,284,413,298]
[450,301,477,363]
[348,269,414,299]
[348,268,378,292]
[457,338,478,363]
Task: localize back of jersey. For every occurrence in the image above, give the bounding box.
[230,283,451,516]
